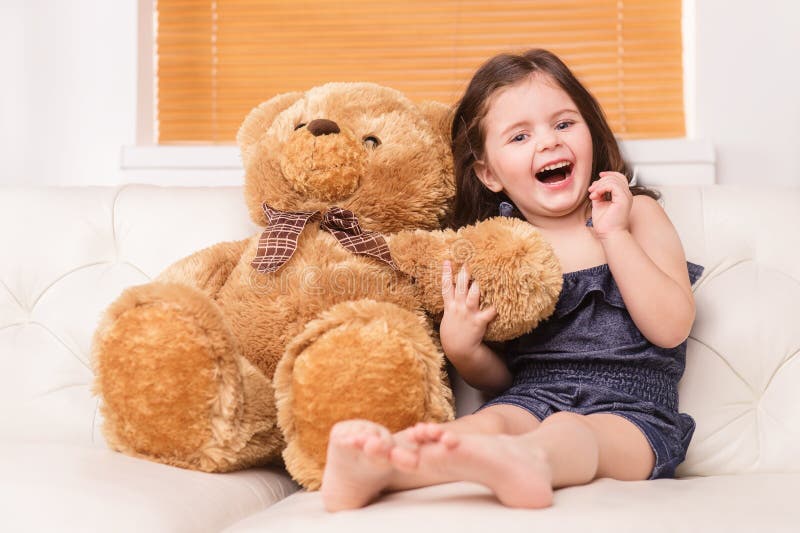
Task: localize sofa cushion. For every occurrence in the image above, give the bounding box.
[225,475,800,532]
[0,442,297,533]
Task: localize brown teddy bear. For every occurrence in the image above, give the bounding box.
[91,82,562,489]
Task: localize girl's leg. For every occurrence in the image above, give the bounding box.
[385,404,540,490]
[388,411,654,509]
[406,403,540,437]
[321,405,538,512]
[583,413,655,481]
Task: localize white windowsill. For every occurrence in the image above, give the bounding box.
[122,144,241,169]
[120,138,716,187]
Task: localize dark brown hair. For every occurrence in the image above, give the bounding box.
[450,48,658,228]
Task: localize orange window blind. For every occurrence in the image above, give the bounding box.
[155,0,684,144]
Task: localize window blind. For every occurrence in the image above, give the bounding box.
[156,0,684,144]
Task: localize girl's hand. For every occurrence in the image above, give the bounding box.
[439,261,497,363]
[588,171,633,239]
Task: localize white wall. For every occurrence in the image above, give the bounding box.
[0,0,798,187]
[693,0,800,186]
[0,0,137,186]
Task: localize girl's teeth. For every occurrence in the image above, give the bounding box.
[540,161,570,172]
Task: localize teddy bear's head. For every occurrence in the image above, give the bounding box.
[237,82,454,234]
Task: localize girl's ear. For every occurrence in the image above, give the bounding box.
[473,160,504,192]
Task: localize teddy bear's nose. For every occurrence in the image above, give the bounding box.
[306,119,340,137]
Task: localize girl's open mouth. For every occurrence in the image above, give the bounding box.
[535,162,573,185]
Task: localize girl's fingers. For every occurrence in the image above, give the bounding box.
[443,262,496,327]
[455,265,469,299]
[590,173,629,197]
[587,177,608,195]
[590,172,626,187]
[607,179,630,202]
[589,175,627,202]
[465,279,481,310]
[598,171,626,180]
[589,175,613,191]
[589,185,612,202]
[479,305,498,324]
[441,260,453,304]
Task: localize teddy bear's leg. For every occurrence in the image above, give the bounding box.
[273,299,455,489]
[92,281,283,472]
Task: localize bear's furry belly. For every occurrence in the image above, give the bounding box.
[215,228,420,379]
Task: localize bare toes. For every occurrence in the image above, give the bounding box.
[389,446,419,472]
[363,434,392,459]
[422,423,445,441]
[329,420,389,452]
[321,420,396,512]
[409,422,445,444]
[440,431,460,448]
[409,423,429,442]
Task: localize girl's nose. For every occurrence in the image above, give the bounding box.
[535,130,559,151]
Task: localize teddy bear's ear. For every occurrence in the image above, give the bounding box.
[237,91,304,166]
[416,100,454,145]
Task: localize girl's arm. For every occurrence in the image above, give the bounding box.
[590,175,696,348]
[449,342,512,394]
[439,261,513,393]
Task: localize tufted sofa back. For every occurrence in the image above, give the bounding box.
[0,186,258,446]
[0,185,798,477]
[658,186,800,476]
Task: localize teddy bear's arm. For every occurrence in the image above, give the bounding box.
[387,227,457,315]
[155,239,249,299]
[388,217,563,341]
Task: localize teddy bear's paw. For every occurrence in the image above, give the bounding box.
[455,217,564,341]
[273,299,455,489]
[92,282,272,471]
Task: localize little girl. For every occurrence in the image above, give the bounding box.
[320,49,703,511]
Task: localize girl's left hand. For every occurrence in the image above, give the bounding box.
[588,171,633,239]
[439,261,497,364]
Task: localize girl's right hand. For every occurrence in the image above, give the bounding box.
[439,261,497,363]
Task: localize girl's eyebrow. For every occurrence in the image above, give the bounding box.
[551,108,580,118]
[499,121,530,137]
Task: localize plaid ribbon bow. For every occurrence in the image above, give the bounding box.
[251,203,398,273]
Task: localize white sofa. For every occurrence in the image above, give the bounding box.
[1,184,798,532]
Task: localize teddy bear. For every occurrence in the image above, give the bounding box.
[91,82,562,489]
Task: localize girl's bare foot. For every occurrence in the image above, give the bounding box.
[388,422,446,470]
[399,428,554,509]
[320,420,397,512]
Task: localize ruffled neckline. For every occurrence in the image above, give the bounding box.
[554,262,704,319]
[562,263,613,278]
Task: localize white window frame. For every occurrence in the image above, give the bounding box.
[135,0,155,147]
[124,0,713,187]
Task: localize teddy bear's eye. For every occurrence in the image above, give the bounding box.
[363,135,381,149]
[294,123,307,131]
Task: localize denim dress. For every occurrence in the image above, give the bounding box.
[481,262,704,479]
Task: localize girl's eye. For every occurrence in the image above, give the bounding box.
[555,121,573,131]
[511,133,527,142]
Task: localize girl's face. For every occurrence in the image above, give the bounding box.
[474,73,594,225]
